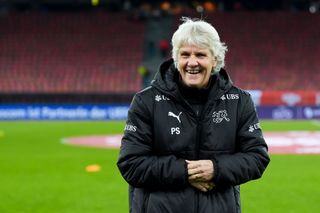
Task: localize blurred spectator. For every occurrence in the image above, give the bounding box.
[159,39,170,58]
[203,1,217,12]
[137,65,150,88]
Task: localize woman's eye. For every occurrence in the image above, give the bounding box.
[196,53,206,58]
[180,53,189,58]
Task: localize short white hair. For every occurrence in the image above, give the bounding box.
[171,17,228,73]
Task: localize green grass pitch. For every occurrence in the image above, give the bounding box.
[0,120,319,212]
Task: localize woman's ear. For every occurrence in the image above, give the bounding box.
[212,57,217,68]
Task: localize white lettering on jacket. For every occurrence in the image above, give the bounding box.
[124,124,137,132]
[170,127,180,135]
[221,94,239,100]
[155,95,170,102]
[249,123,261,132]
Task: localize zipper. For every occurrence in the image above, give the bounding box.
[194,108,205,213]
[194,102,214,213]
[156,88,212,213]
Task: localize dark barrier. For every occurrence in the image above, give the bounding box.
[0,93,134,104]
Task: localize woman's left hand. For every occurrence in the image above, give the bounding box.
[186,160,214,182]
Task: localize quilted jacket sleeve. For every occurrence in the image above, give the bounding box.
[117,93,188,189]
[213,94,270,186]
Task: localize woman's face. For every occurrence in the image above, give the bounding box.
[177,43,217,89]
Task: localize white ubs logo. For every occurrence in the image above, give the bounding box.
[168,111,182,123]
[221,94,239,100]
[249,123,261,132]
[155,95,170,102]
[124,124,137,132]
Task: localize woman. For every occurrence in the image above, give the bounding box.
[117,17,270,213]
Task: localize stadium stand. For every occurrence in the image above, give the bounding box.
[193,12,320,90]
[0,11,319,97]
[0,11,144,93]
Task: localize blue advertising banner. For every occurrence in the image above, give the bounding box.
[257,106,320,120]
[0,104,319,120]
[0,104,129,120]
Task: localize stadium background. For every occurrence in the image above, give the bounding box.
[0,0,319,212]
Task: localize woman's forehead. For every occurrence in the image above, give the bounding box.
[179,43,210,52]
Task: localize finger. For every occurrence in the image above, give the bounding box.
[186,162,199,170]
[208,185,214,191]
[189,174,205,181]
[207,182,215,190]
[198,186,208,192]
[187,168,200,176]
[188,174,199,181]
[207,183,213,190]
[200,182,210,188]
[188,174,197,180]
[198,187,207,192]
[197,182,213,192]
[193,183,208,192]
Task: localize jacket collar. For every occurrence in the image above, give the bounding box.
[151,58,233,102]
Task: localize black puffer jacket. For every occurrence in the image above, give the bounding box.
[117,59,270,213]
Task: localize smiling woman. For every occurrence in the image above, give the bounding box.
[117,17,270,213]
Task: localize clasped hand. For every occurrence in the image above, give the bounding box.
[186,160,215,192]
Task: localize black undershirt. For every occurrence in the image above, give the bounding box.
[178,75,217,117]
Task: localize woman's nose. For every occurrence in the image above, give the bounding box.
[187,56,198,67]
